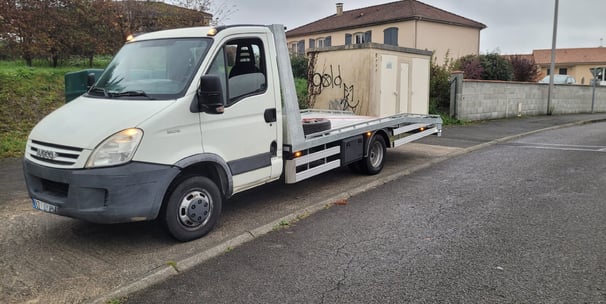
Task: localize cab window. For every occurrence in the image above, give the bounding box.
[206,38,267,106]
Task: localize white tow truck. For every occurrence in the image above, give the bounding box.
[23,25,442,241]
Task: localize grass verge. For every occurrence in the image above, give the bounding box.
[0,59,109,159]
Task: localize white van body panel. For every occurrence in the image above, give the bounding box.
[133,92,204,165]
[26,96,173,168]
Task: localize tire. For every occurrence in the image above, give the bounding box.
[162,176,222,242]
[348,161,362,173]
[361,135,386,175]
[302,118,331,135]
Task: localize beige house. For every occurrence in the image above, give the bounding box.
[285,0,486,64]
[533,47,606,85]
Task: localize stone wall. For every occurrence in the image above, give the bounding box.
[451,74,606,121]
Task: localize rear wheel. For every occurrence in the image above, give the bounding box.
[361,135,386,175]
[162,176,222,242]
[348,161,362,173]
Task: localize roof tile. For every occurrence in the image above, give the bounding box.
[533,48,606,65]
[286,0,486,37]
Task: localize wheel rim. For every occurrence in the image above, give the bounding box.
[369,139,384,168]
[178,190,213,229]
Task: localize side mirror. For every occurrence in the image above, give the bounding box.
[87,72,97,88]
[194,75,225,114]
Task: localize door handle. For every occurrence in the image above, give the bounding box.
[264,108,277,123]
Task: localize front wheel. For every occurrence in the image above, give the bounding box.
[162,176,222,242]
[361,135,386,175]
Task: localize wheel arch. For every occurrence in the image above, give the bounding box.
[172,153,233,199]
[365,129,390,156]
[152,153,233,219]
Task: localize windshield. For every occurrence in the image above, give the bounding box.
[88,38,211,100]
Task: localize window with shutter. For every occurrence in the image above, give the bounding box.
[316,37,324,48]
[345,33,352,45]
[297,40,304,56]
[383,27,398,46]
[364,31,372,43]
[289,42,298,55]
[353,32,364,44]
[353,31,371,44]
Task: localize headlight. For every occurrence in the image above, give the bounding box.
[86,128,143,168]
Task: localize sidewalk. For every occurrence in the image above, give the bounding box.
[1,113,606,304]
[420,113,606,148]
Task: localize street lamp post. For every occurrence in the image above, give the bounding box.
[547,0,559,115]
[591,67,598,113]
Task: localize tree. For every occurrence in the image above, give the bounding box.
[66,0,122,66]
[0,0,216,65]
[171,0,235,25]
[1,0,50,65]
[454,53,513,82]
[45,0,78,67]
[454,54,483,80]
[509,55,540,82]
[479,53,513,81]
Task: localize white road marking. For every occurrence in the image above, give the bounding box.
[509,142,606,152]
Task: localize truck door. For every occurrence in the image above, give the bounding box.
[201,36,279,192]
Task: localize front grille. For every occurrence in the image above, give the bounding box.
[29,140,83,167]
[41,179,69,198]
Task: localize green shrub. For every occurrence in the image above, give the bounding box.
[480,53,513,81]
[290,56,308,79]
[429,57,452,114]
[454,53,514,82]
[294,78,308,109]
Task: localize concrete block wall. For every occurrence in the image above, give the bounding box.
[453,77,606,121]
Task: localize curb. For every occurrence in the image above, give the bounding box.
[90,117,606,304]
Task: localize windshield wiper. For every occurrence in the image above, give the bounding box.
[110,90,155,100]
[88,86,109,97]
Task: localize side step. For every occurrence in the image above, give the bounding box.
[284,145,341,184]
[391,123,440,148]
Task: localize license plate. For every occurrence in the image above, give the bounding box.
[32,199,58,213]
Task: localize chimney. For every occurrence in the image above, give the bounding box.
[336,3,343,16]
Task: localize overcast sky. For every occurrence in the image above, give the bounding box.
[216,0,606,55]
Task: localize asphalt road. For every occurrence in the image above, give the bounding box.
[0,143,459,304]
[126,122,606,304]
[2,113,606,303]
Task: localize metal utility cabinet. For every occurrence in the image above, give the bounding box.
[306,43,433,117]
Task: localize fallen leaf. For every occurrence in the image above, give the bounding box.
[334,199,348,206]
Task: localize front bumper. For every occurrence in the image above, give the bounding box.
[23,159,180,223]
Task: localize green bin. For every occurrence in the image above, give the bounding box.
[64,69,103,103]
